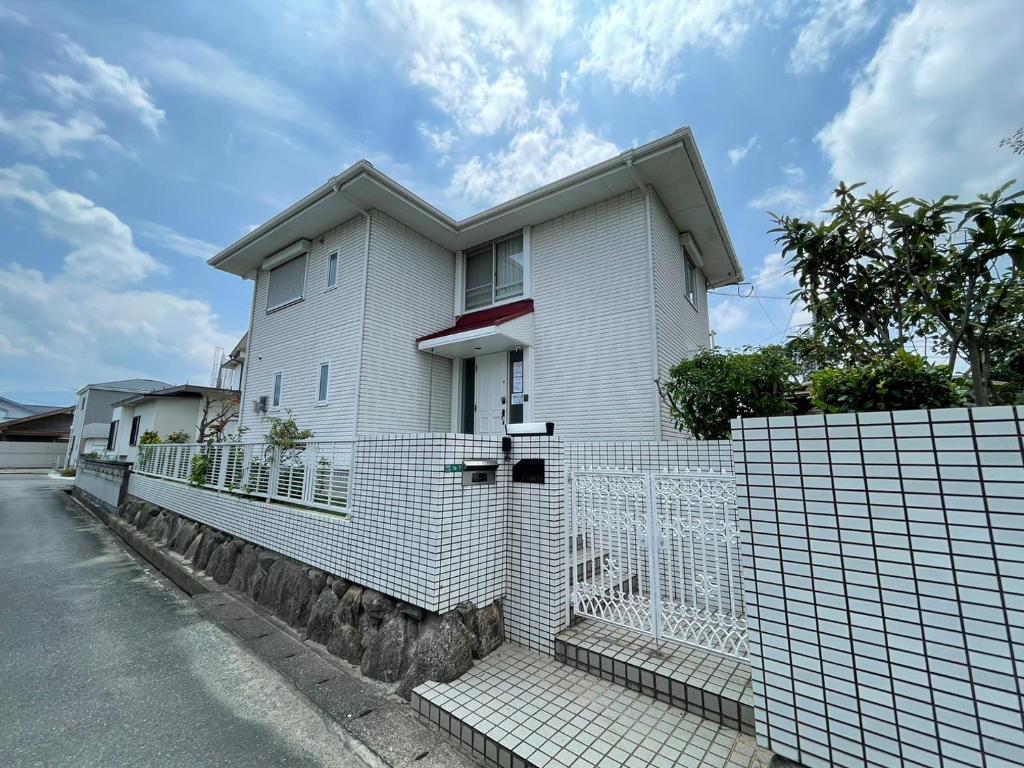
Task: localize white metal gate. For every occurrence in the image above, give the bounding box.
[569,469,748,659]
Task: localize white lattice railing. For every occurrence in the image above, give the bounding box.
[134,440,354,513]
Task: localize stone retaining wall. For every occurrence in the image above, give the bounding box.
[113,495,504,699]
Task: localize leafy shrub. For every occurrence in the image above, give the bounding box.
[810,352,962,413]
[139,430,161,445]
[659,346,798,439]
[189,453,212,487]
[165,431,191,444]
[265,414,313,449]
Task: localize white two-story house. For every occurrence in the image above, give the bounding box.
[210,128,742,441]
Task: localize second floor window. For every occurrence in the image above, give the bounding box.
[684,253,697,306]
[317,362,330,403]
[464,233,524,311]
[129,415,141,446]
[272,372,283,408]
[326,252,338,289]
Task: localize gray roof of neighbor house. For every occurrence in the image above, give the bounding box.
[76,379,172,396]
[0,395,63,415]
[111,385,240,408]
[209,127,744,288]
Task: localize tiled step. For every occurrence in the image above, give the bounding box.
[556,620,755,735]
[411,643,771,768]
[569,543,606,585]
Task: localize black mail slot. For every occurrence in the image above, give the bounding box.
[513,458,545,483]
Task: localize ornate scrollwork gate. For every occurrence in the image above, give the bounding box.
[569,469,748,659]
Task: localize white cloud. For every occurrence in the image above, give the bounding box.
[140,35,310,123]
[135,221,220,261]
[819,0,1024,200]
[752,252,794,292]
[0,5,28,25]
[0,110,118,157]
[789,0,882,74]
[709,299,749,333]
[747,184,810,213]
[782,164,805,182]
[0,164,164,282]
[39,37,165,135]
[343,0,574,135]
[448,102,619,207]
[0,169,236,394]
[728,135,758,166]
[580,0,754,95]
[418,123,456,155]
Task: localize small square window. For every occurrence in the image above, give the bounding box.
[326,252,338,289]
[272,372,283,408]
[317,362,330,403]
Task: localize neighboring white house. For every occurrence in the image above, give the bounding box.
[66,379,171,467]
[109,385,241,463]
[0,395,60,423]
[208,128,742,442]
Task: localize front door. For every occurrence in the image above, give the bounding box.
[473,352,507,435]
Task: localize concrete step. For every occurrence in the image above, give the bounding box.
[411,642,771,768]
[555,620,755,735]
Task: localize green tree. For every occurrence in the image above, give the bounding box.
[773,181,1024,405]
[657,346,798,439]
[810,352,963,414]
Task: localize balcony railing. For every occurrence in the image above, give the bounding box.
[134,440,355,513]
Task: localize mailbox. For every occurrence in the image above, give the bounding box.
[462,459,498,487]
[513,458,545,483]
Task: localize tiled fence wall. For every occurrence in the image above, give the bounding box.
[75,458,131,512]
[733,406,1024,768]
[129,434,570,653]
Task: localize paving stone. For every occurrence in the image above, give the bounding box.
[249,631,308,662]
[343,704,449,767]
[224,615,276,641]
[304,676,382,723]
[271,650,343,690]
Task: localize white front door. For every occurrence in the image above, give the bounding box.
[474,352,507,435]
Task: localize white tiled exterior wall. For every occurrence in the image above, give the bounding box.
[240,215,367,439]
[530,189,657,439]
[357,211,454,433]
[650,191,710,439]
[733,405,1024,768]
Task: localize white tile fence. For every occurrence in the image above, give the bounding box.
[734,405,1024,768]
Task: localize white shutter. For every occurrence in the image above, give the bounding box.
[266,254,307,311]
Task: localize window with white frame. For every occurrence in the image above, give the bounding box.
[316,362,330,403]
[464,232,524,311]
[683,250,697,305]
[326,252,338,289]
[272,372,283,408]
[266,254,307,311]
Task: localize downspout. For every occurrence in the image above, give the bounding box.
[340,187,372,439]
[626,157,663,441]
[238,274,258,433]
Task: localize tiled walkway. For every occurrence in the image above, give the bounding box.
[412,643,773,768]
[556,621,754,734]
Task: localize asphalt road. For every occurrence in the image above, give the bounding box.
[0,475,369,768]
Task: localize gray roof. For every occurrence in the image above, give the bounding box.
[0,394,66,414]
[77,379,173,395]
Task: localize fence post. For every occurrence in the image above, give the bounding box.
[644,472,663,643]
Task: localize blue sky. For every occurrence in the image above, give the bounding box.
[1,0,1021,406]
